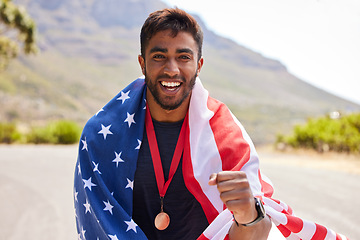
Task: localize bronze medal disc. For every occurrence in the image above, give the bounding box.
[154,212,170,230]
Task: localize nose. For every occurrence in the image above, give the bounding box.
[164,59,180,77]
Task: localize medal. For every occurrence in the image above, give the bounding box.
[154,212,170,230]
[154,197,170,230]
[145,105,188,231]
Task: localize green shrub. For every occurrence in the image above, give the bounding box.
[26,120,81,144]
[0,122,21,143]
[49,120,82,144]
[277,113,360,153]
[26,125,56,144]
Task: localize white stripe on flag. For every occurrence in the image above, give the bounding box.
[325,229,337,240]
[297,219,317,239]
[229,111,263,196]
[202,209,233,240]
[189,79,224,213]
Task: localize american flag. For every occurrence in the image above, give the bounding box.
[74,77,348,240]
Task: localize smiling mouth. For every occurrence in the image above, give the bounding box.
[160,81,181,91]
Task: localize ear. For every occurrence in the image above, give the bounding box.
[138,55,145,75]
[196,57,204,77]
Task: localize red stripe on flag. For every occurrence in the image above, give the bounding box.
[285,215,304,233]
[197,233,209,240]
[286,205,294,215]
[277,224,291,238]
[280,204,293,216]
[336,233,346,240]
[312,223,327,239]
[206,97,251,171]
[258,169,274,197]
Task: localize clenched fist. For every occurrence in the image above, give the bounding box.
[208,171,257,225]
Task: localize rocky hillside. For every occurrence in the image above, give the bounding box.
[2,0,359,144]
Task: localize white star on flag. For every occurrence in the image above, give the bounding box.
[92,161,101,174]
[125,219,138,232]
[96,108,104,116]
[83,199,91,214]
[103,200,114,215]
[108,234,119,240]
[81,138,88,151]
[98,124,113,140]
[81,226,86,239]
[135,139,141,150]
[124,112,136,127]
[112,151,124,167]
[117,90,130,104]
[74,189,78,202]
[125,178,134,190]
[77,163,81,175]
[82,177,97,191]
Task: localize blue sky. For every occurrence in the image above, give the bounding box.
[162,0,360,105]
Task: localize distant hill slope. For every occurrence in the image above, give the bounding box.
[2,0,359,144]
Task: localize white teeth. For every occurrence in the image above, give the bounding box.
[161,81,180,88]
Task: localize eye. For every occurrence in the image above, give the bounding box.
[179,55,191,61]
[153,54,165,60]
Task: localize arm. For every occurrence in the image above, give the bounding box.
[209,171,272,240]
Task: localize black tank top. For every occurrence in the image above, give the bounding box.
[133,119,209,240]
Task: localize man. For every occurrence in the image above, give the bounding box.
[74,8,348,240]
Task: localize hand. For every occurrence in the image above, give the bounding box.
[208,171,257,225]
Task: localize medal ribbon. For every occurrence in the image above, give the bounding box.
[145,105,188,198]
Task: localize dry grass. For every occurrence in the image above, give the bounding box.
[257,145,360,175]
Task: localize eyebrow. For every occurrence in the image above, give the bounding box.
[149,47,194,55]
[177,48,194,55]
[149,47,167,54]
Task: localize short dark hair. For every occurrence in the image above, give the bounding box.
[140,8,203,60]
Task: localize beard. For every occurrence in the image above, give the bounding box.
[145,70,197,111]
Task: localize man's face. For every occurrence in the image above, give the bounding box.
[139,30,203,111]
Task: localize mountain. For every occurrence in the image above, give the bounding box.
[2,0,359,144]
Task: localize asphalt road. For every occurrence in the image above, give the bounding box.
[259,149,360,240]
[0,145,77,240]
[0,145,358,239]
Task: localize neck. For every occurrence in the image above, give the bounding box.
[146,89,190,122]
